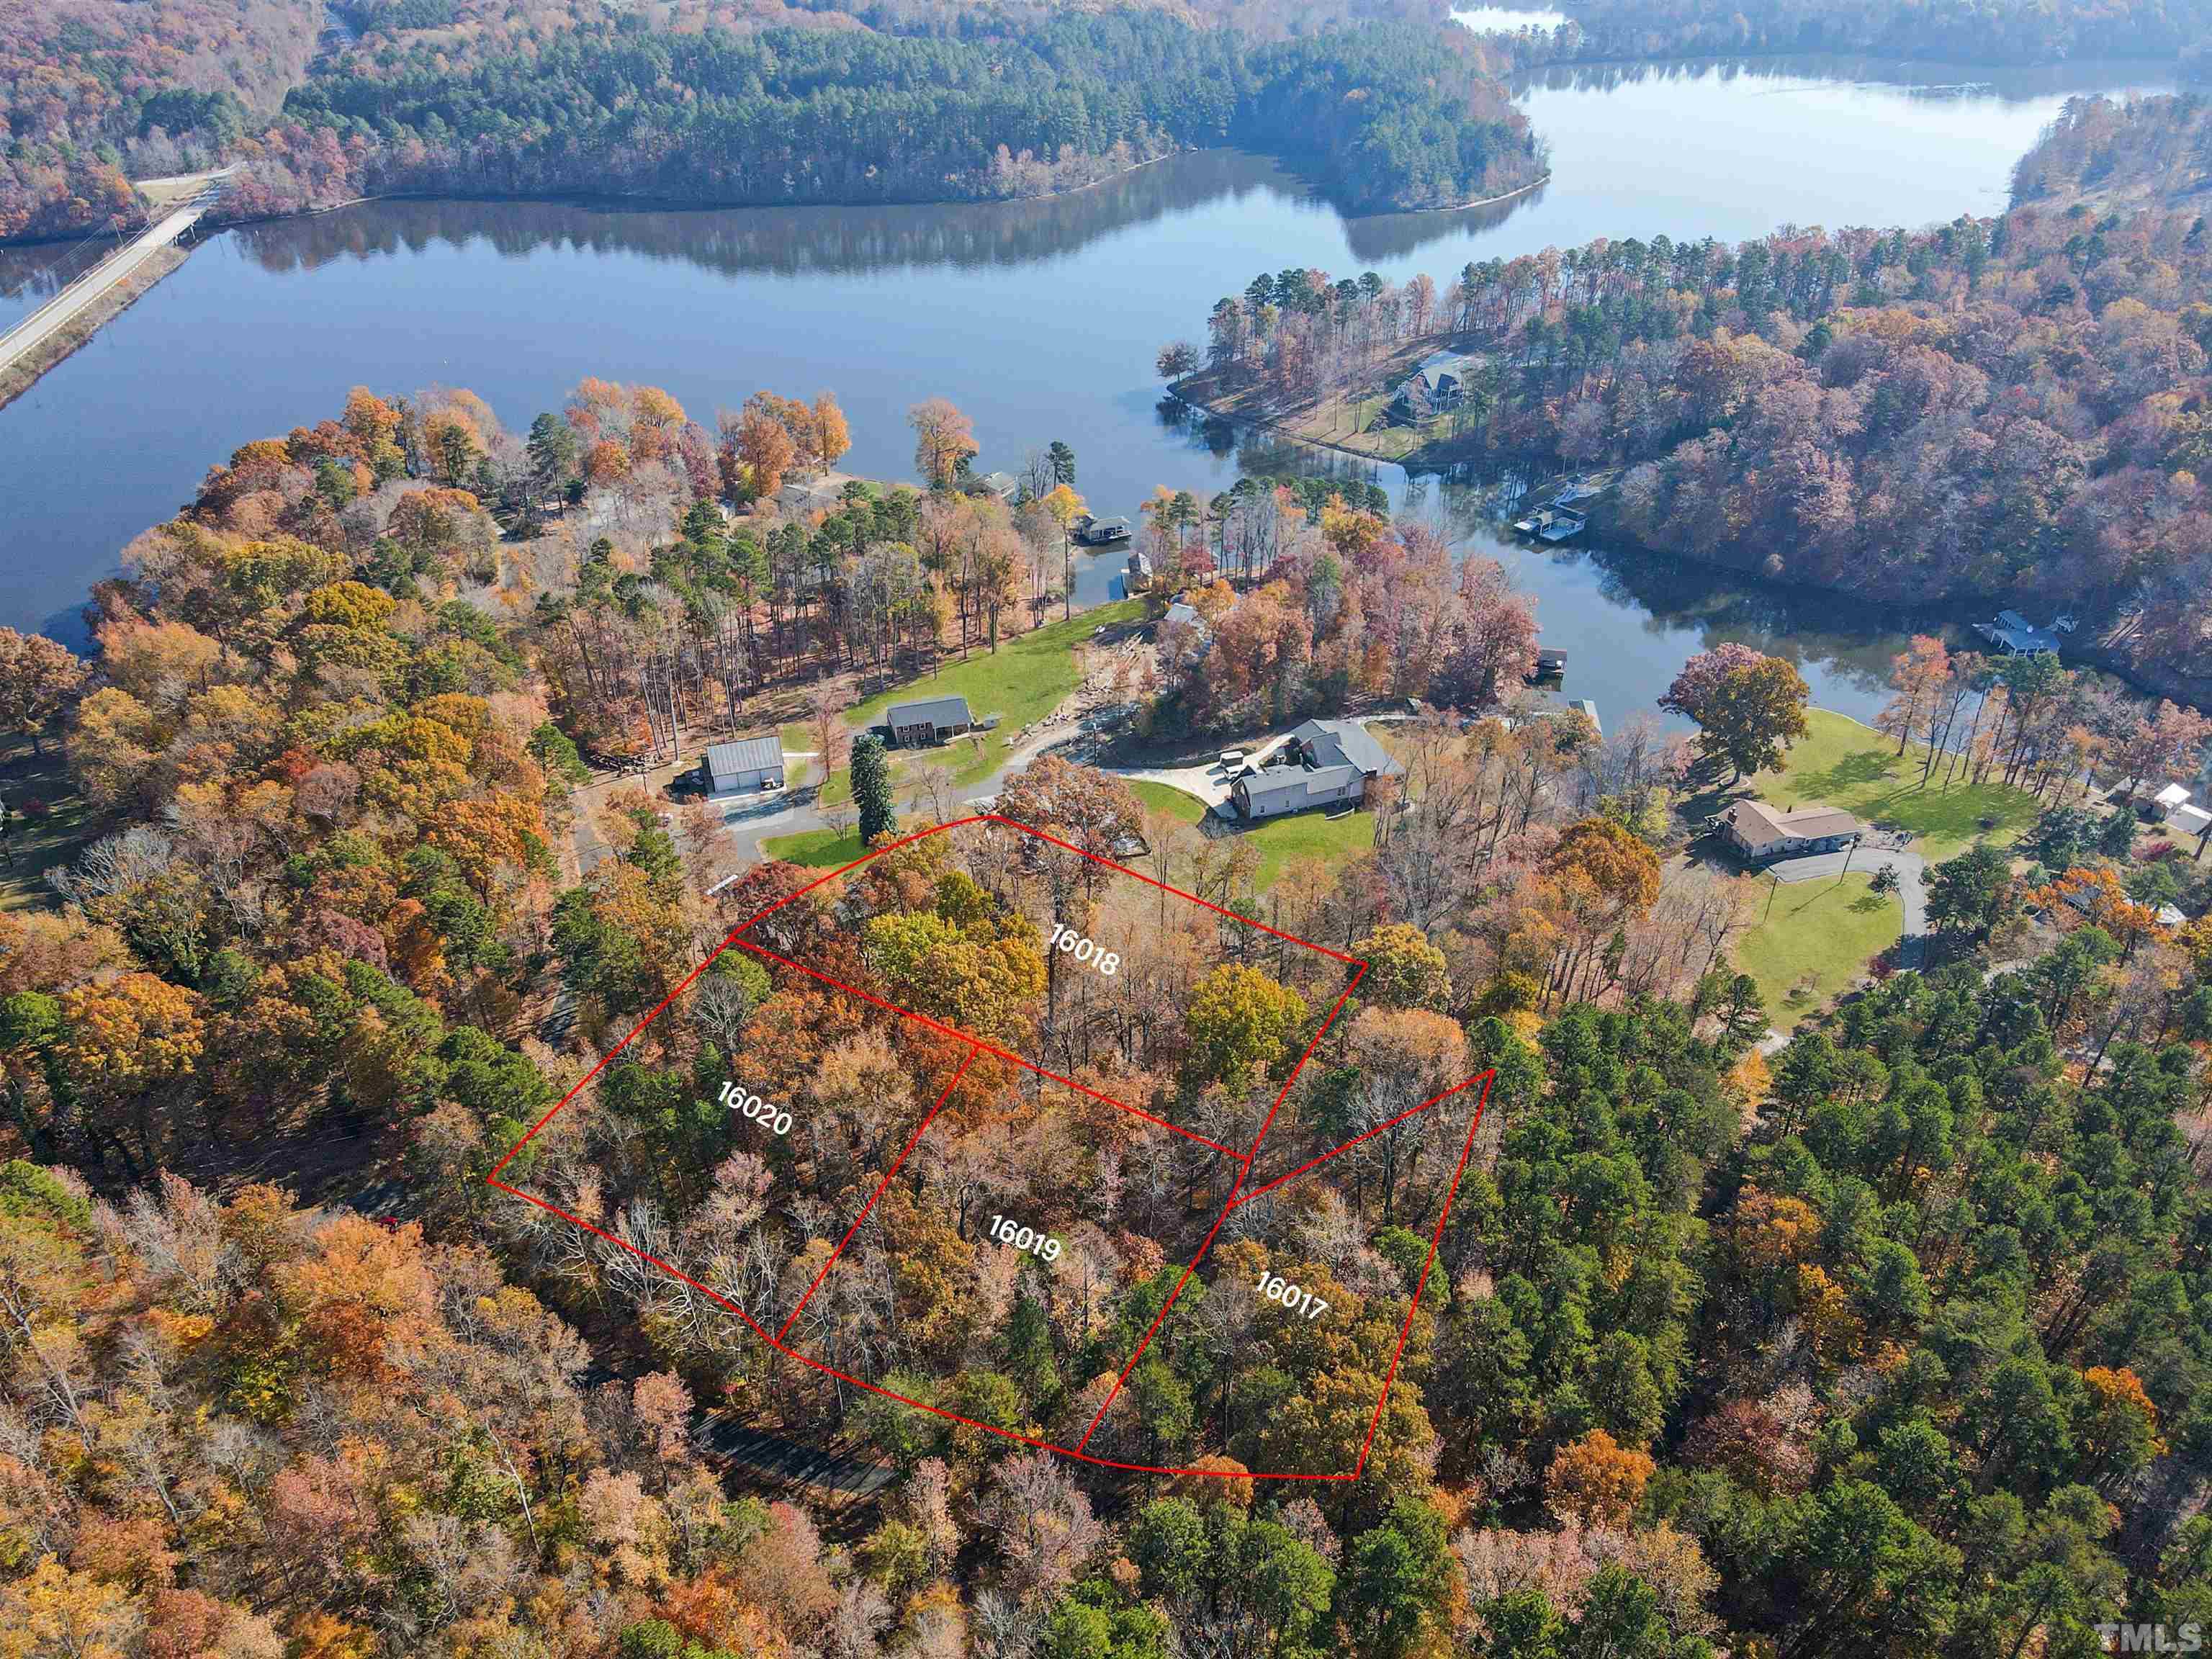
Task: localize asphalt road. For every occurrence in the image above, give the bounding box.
[0,185,223,374]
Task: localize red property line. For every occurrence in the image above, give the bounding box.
[1074,961,1367,1451]
[778,1046,979,1341]
[486,814,989,1182]
[1233,1074,1488,1210]
[989,814,1361,966]
[486,813,1488,1479]
[1355,1070,1493,1478]
[487,1177,778,1347]
[731,938,1241,1159]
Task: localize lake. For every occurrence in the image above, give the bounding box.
[0,53,2172,729]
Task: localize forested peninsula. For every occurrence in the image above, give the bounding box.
[1164,186,2212,701]
[1,0,1538,241]
[1507,0,2212,66]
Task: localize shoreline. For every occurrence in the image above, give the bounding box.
[198,150,1195,236]
[1354,171,1550,218]
[0,143,1534,251]
[1167,383,2212,711]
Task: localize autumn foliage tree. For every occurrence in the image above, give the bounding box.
[909,397,980,490]
[1660,644,1810,781]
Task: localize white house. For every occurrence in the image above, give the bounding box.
[1230,719,1404,821]
[2170,802,2212,843]
[701,735,786,794]
[2154,782,2195,818]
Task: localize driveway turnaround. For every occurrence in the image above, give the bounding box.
[1766,846,1929,964]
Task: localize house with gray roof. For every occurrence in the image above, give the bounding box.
[885,694,974,748]
[701,735,786,794]
[1230,719,1405,821]
[1977,609,2063,657]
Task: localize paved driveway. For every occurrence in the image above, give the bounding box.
[1766,845,1929,963]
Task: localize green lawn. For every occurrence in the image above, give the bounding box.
[787,601,1149,806]
[1126,780,1375,889]
[1748,708,2041,860]
[1128,780,1207,824]
[761,824,871,868]
[1735,871,1902,1024]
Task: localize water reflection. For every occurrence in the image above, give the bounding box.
[1517,52,2177,103]
[1341,183,1551,264]
[0,53,2172,711]
[233,152,1420,281]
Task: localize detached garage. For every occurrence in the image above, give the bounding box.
[701,736,786,795]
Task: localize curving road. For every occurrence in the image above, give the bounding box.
[1766,845,1929,945]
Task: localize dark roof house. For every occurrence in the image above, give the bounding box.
[885,695,975,747]
[1289,718,1403,779]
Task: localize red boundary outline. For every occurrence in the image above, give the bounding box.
[487,813,1493,1480]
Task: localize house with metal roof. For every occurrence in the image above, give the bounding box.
[700,735,786,794]
[1230,719,1405,821]
[1718,799,1862,860]
[884,694,975,748]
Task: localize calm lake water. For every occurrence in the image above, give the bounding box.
[0,54,2172,727]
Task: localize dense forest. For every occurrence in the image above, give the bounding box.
[230,11,1534,222]
[0,0,321,240]
[4,358,2212,1653]
[0,0,1532,241]
[1170,191,2212,699]
[2014,92,2212,210]
[1521,0,2212,66]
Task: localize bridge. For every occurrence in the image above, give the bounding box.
[0,170,233,379]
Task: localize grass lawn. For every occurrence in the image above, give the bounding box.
[1244,808,1377,889]
[0,739,87,912]
[1735,871,1901,1024]
[1128,780,1207,824]
[1748,708,2041,860]
[761,824,871,869]
[1126,780,1376,889]
[783,601,1151,808]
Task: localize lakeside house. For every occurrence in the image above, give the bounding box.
[701,735,786,794]
[2149,782,2211,843]
[1386,352,1473,426]
[1977,608,2065,657]
[1163,596,1212,642]
[1719,799,1863,860]
[885,695,974,748]
[1230,718,1404,821]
